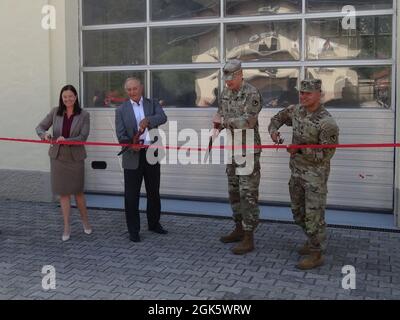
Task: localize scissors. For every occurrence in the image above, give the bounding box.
[204,123,223,163]
[274,132,284,151]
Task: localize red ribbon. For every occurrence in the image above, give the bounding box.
[0,137,399,152]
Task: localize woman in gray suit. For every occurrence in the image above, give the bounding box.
[36,85,92,242]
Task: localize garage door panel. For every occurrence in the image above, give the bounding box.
[86,108,395,210]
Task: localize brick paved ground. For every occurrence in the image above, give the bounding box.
[0,199,399,300]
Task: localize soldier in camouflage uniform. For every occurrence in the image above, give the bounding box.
[213,59,263,255]
[268,79,339,269]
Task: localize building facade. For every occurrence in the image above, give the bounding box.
[0,0,399,227]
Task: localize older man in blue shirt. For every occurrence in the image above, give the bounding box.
[115,77,168,243]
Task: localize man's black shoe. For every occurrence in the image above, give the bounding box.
[149,225,168,234]
[129,233,141,242]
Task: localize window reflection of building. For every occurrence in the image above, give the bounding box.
[84,72,143,108]
[307,16,392,60]
[307,0,393,12]
[226,22,300,62]
[194,71,219,107]
[81,0,393,110]
[308,67,391,108]
[323,78,360,108]
[153,70,219,107]
[372,69,391,109]
[187,67,300,109]
[152,25,219,64]
[309,68,359,107]
[243,68,299,108]
[153,71,197,107]
[276,77,299,108]
[151,0,219,21]
[226,0,301,16]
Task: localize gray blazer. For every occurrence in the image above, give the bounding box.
[36,107,90,161]
[115,98,167,170]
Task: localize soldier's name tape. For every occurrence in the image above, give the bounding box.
[0,137,399,151]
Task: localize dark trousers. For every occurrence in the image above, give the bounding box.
[124,150,161,235]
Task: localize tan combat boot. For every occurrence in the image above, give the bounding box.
[298,241,312,255]
[231,231,254,255]
[296,251,324,270]
[220,222,244,243]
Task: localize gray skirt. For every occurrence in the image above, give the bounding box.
[51,146,85,196]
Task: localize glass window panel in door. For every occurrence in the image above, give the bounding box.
[83,29,146,67]
[226,21,301,61]
[306,16,392,60]
[151,0,220,21]
[242,68,300,108]
[83,71,145,108]
[151,69,219,107]
[306,66,392,109]
[82,0,146,25]
[151,25,220,64]
[306,0,393,12]
[226,0,301,16]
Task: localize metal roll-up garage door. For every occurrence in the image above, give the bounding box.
[85,108,394,211]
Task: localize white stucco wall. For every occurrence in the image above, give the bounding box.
[0,0,79,171]
[0,0,79,201]
[0,0,51,171]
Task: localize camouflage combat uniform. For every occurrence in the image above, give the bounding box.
[268,97,339,252]
[218,81,263,232]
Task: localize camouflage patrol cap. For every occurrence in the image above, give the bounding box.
[223,59,242,80]
[300,79,322,92]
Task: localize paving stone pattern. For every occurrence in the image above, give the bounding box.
[0,200,399,300]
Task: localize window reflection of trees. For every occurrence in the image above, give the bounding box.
[307,67,391,109]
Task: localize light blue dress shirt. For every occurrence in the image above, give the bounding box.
[130,97,151,143]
